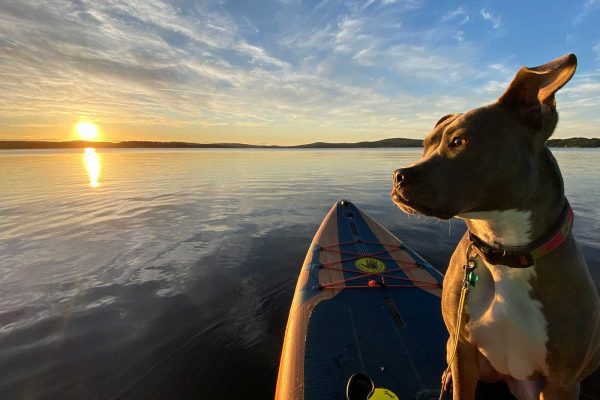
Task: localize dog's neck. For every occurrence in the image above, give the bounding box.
[459,209,534,247]
[459,204,563,247]
[459,149,565,248]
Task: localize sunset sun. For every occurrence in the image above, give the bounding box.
[76,122,99,141]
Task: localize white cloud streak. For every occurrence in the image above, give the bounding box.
[441,6,469,25]
[480,8,501,29]
[574,0,600,24]
[593,42,600,62]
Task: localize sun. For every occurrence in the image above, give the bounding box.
[76,121,99,141]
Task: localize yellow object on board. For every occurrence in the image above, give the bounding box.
[355,257,386,273]
[368,387,399,400]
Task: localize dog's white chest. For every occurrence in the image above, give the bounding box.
[465,261,549,380]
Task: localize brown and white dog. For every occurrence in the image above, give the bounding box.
[391,54,600,400]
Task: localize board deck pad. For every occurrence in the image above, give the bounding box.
[276,200,448,400]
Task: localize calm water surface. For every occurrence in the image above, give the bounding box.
[0,149,598,399]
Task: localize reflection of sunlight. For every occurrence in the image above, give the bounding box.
[84,148,101,188]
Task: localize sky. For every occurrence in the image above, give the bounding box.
[0,0,599,145]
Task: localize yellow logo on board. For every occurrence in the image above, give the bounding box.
[368,388,399,400]
[355,257,386,273]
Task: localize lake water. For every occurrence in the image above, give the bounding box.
[0,148,598,399]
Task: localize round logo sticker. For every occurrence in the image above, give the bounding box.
[355,257,386,273]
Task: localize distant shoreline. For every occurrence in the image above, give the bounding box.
[0,137,599,150]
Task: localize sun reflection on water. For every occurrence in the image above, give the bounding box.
[83,148,101,188]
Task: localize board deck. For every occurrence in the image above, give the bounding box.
[276,200,448,400]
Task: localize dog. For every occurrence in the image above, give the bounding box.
[391,53,600,400]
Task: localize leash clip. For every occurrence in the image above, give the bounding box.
[462,263,478,288]
[463,243,479,288]
[462,278,470,289]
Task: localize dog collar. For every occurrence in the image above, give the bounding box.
[467,201,574,268]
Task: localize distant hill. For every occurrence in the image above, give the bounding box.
[546,137,600,148]
[0,138,421,149]
[0,137,598,149]
[0,140,264,150]
[295,138,422,148]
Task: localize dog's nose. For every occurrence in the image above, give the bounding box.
[393,169,405,186]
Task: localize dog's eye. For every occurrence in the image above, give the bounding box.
[450,137,465,147]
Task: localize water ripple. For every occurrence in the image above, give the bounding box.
[0,148,598,399]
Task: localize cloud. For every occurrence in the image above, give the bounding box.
[454,31,465,42]
[358,0,378,13]
[419,6,470,42]
[487,62,516,77]
[574,0,600,24]
[594,42,600,62]
[0,1,292,131]
[334,16,366,52]
[0,0,479,143]
[545,70,600,138]
[480,8,501,29]
[380,0,424,8]
[281,1,475,83]
[475,80,508,94]
[1,0,594,143]
[441,6,469,25]
[353,44,468,82]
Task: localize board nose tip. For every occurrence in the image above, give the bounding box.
[339,199,352,207]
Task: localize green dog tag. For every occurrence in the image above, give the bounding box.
[467,271,478,287]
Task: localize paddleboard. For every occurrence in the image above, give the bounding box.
[276,200,447,400]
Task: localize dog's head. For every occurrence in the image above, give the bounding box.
[391,54,577,219]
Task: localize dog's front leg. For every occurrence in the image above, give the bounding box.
[540,381,580,400]
[449,338,479,400]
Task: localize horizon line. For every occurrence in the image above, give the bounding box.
[1,137,599,150]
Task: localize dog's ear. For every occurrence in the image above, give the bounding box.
[498,54,576,131]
